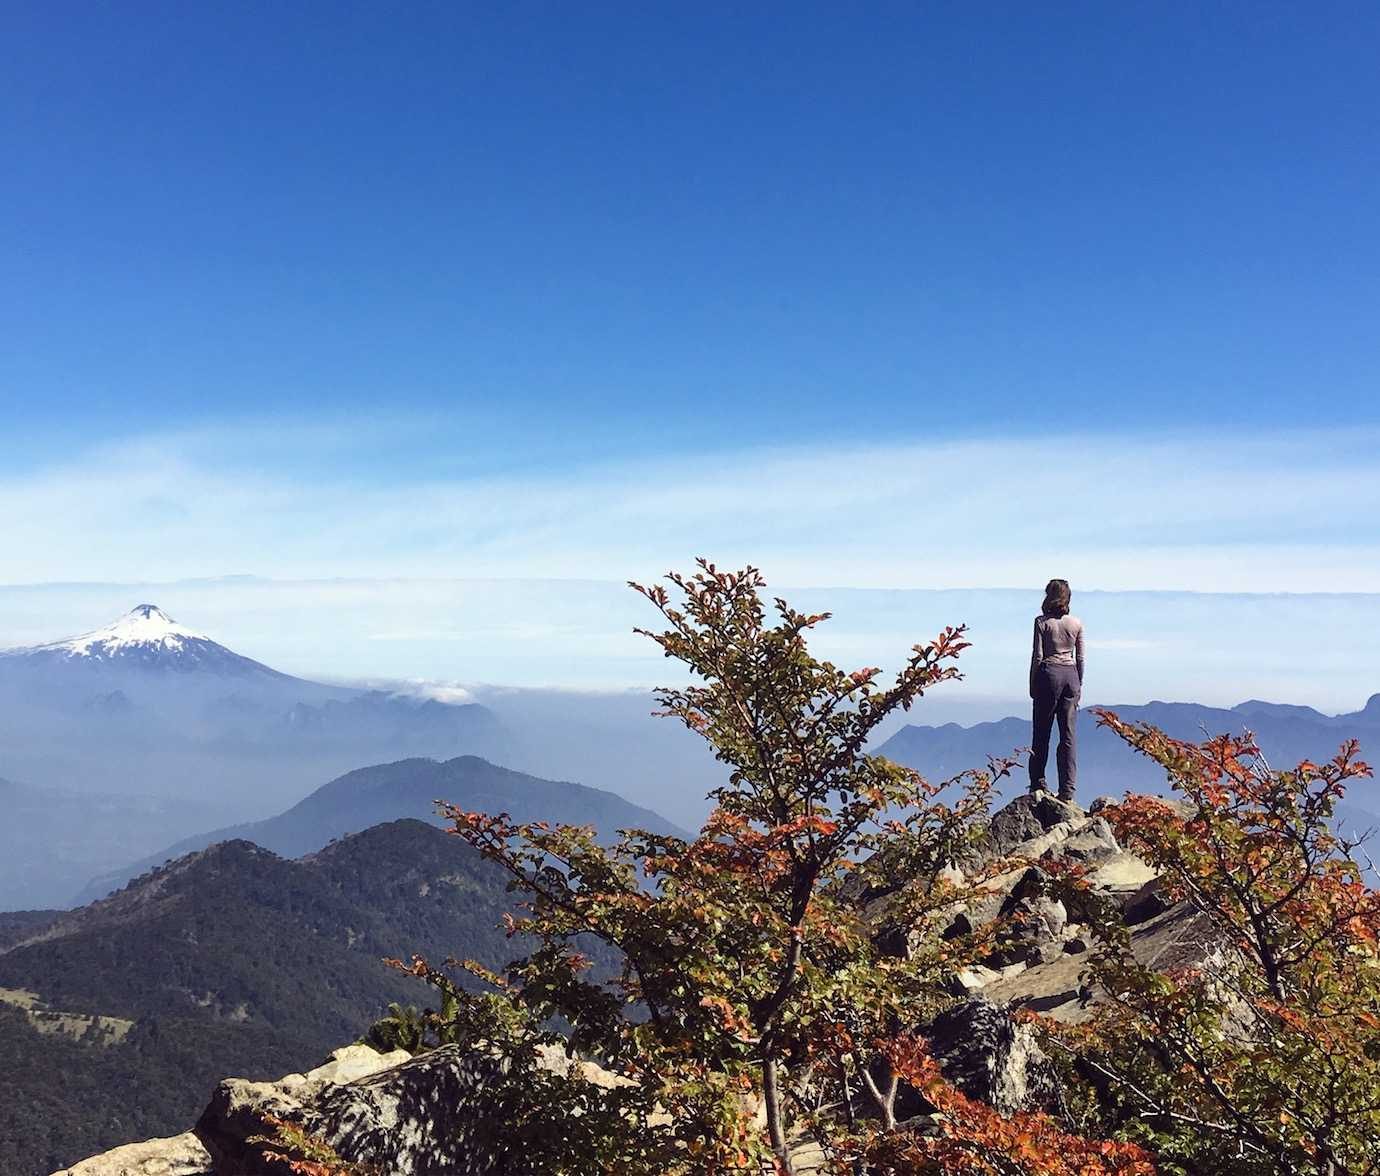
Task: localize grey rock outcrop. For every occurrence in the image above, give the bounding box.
[972,791,1083,864]
[251,1045,513,1176]
[926,997,1056,1114]
[1045,816,1119,865]
[52,1134,214,1176]
[55,1039,630,1176]
[52,1044,407,1176]
[922,790,1213,1029]
[1123,875,1175,925]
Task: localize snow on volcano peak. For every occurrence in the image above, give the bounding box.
[0,606,306,681]
[49,604,211,658]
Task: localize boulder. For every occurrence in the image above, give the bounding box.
[948,964,1001,994]
[53,1046,410,1176]
[974,793,1083,863]
[52,1134,213,1176]
[1003,865,1050,907]
[303,1043,635,1175]
[197,1040,634,1176]
[1024,897,1069,962]
[925,998,1056,1114]
[987,895,1067,968]
[1043,816,1119,865]
[1053,854,1152,925]
[66,1038,640,1176]
[941,861,1053,946]
[303,1044,523,1175]
[940,888,1009,941]
[1123,876,1175,925]
[1086,853,1157,893]
[196,1044,411,1170]
[938,796,1089,945]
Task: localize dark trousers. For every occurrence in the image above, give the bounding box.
[1030,662,1080,801]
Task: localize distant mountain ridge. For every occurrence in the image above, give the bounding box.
[75,753,687,906]
[0,818,557,1173]
[876,695,1380,821]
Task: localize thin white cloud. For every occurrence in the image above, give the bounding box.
[1,423,1378,592]
[346,678,478,705]
[0,574,1377,713]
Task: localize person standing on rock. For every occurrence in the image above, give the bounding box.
[1028,578,1085,802]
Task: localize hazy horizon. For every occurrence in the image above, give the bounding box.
[4,575,1378,719]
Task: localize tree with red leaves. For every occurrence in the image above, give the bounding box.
[1061,712,1380,1175]
[867,1037,1155,1176]
[408,562,1153,1175]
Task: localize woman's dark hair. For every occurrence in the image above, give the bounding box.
[1042,578,1071,618]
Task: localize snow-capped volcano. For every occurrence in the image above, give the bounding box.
[1,604,291,677]
[0,605,511,909]
[39,605,207,657]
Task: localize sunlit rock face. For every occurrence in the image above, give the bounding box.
[52,1042,623,1176]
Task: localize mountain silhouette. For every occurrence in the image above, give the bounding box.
[74,753,686,906]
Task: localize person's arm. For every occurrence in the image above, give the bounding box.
[1075,621,1086,688]
[1029,618,1041,698]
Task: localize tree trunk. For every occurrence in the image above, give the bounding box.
[762,1048,794,1175]
[860,1058,897,1131]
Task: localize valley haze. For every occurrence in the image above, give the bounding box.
[2,591,1378,913]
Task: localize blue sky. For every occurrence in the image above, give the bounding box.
[4,3,1379,460]
[2,4,1379,700]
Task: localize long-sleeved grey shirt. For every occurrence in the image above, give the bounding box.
[1030,613,1085,694]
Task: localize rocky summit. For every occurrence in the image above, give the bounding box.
[53,790,1208,1176]
[51,1041,638,1176]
